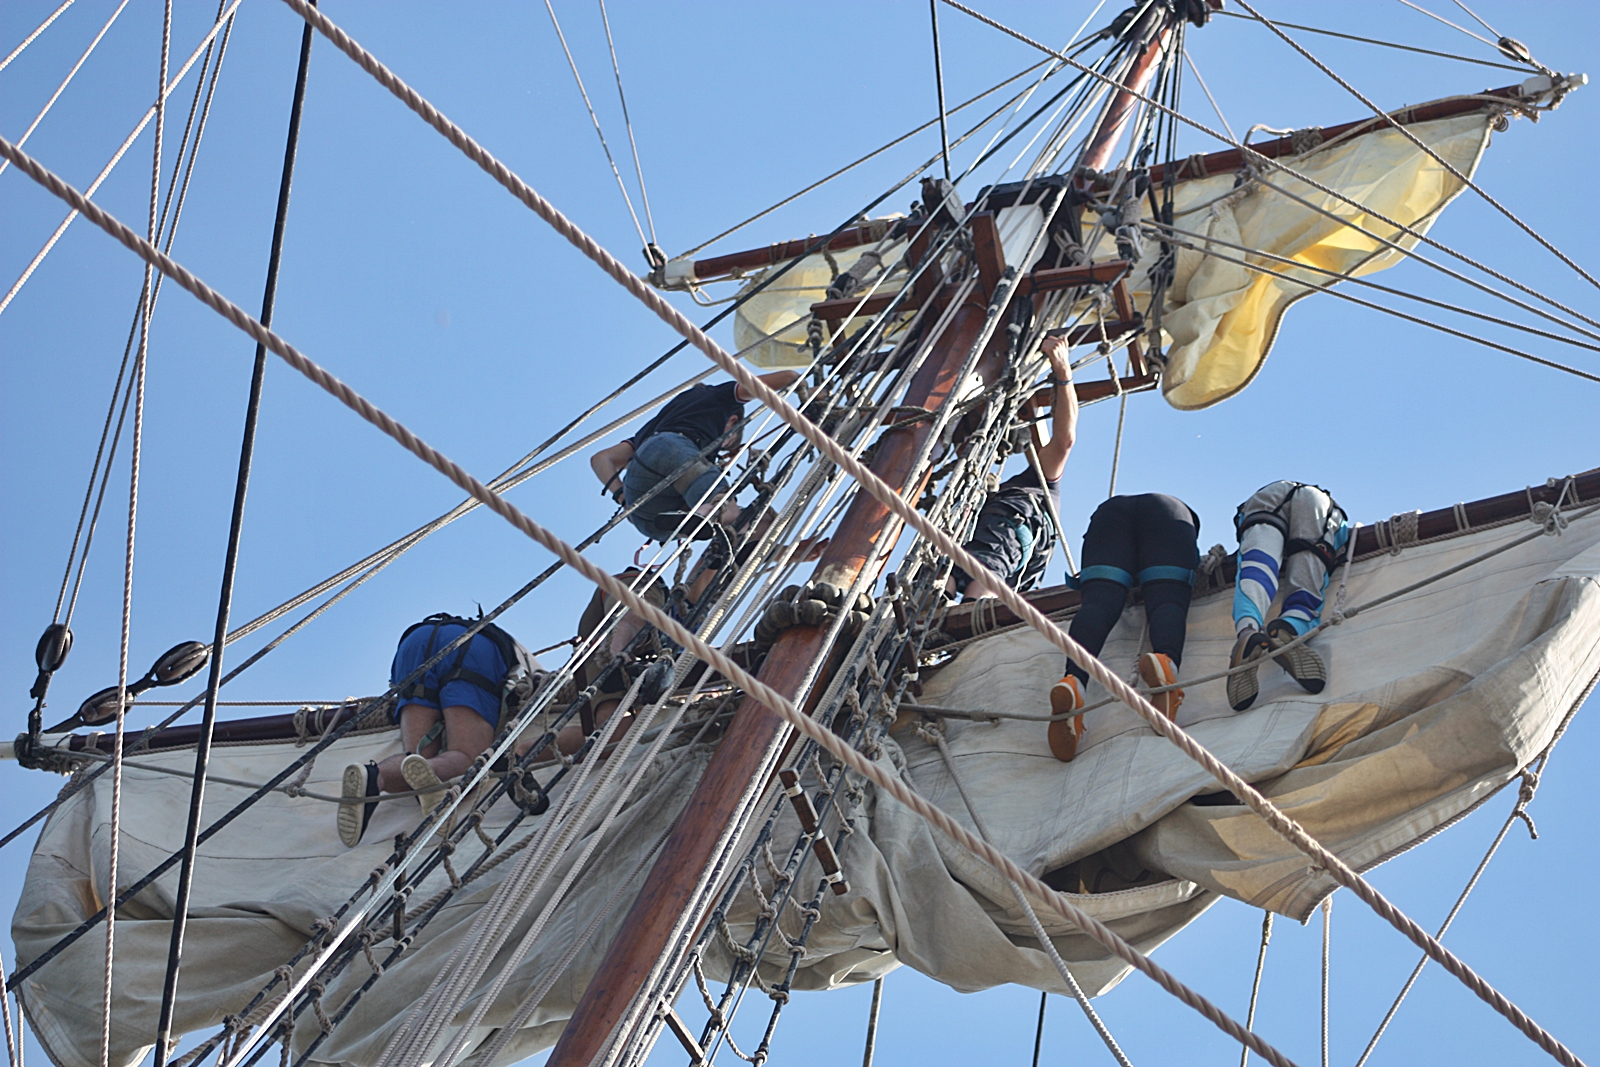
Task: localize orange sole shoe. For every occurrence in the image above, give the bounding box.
[1138,652,1184,721]
[1048,676,1085,762]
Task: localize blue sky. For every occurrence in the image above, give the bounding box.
[1,2,1597,1065]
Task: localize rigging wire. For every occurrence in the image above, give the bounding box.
[1181,49,1235,142]
[1150,230,1600,383]
[0,0,244,319]
[1209,10,1534,73]
[541,0,648,249]
[936,0,1600,347]
[1239,913,1273,1067]
[1031,992,1047,1067]
[151,10,315,1065]
[595,0,656,251]
[1450,0,1503,42]
[862,979,884,1067]
[929,0,952,180]
[1320,895,1332,1067]
[0,0,74,75]
[0,0,132,182]
[1232,0,1600,295]
[679,58,1049,259]
[202,9,1595,1054]
[103,7,171,1063]
[1395,0,1501,53]
[1145,219,1600,359]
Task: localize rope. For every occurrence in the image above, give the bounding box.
[541,0,647,249]
[153,17,315,1063]
[0,0,243,319]
[0,0,75,75]
[20,11,1583,1062]
[1320,895,1332,1067]
[926,728,1137,1067]
[104,9,170,1061]
[935,0,1600,340]
[1396,0,1501,52]
[1031,991,1047,1067]
[679,59,1048,259]
[1209,10,1534,72]
[1239,913,1272,1067]
[1232,0,1600,294]
[1150,229,1600,384]
[0,941,18,1067]
[861,978,883,1067]
[0,0,132,182]
[1145,219,1600,359]
[596,0,656,251]
[1108,389,1127,498]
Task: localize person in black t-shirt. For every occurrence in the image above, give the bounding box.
[948,334,1077,600]
[590,370,801,542]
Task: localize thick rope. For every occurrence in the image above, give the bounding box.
[0,138,1304,1067]
[16,12,1585,1061]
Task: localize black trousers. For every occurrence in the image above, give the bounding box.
[1065,493,1199,683]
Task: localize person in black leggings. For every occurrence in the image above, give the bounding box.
[1047,493,1200,762]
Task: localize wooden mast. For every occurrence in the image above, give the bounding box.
[544,12,1184,1067]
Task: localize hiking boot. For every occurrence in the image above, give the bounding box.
[338,762,380,848]
[1047,676,1086,762]
[1266,618,1327,694]
[1228,629,1271,712]
[1138,652,1184,721]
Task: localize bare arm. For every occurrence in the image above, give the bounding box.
[591,441,635,501]
[1033,335,1077,483]
[735,369,801,402]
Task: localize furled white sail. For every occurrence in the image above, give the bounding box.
[1116,110,1498,409]
[13,504,1599,1067]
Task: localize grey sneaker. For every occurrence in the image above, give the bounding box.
[1267,619,1326,694]
[1227,630,1271,712]
[338,762,380,848]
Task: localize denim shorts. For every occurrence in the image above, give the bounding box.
[622,432,728,541]
[389,621,507,726]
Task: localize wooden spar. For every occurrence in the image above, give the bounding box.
[544,274,1011,1067]
[547,17,1189,1066]
[34,469,1597,755]
[1078,7,1176,175]
[677,78,1532,286]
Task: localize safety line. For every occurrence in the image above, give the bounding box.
[19,7,1587,1061]
[253,7,1590,1056]
[1210,10,1533,73]
[0,0,132,182]
[1233,0,1600,294]
[0,0,74,75]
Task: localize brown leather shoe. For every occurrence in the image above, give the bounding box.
[1048,676,1086,762]
[1138,652,1184,721]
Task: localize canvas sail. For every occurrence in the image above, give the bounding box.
[13,499,1599,1067]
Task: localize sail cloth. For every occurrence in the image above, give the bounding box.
[1105,109,1496,408]
[13,507,1600,1067]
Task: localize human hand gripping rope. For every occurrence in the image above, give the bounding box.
[6,7,1585,1063]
